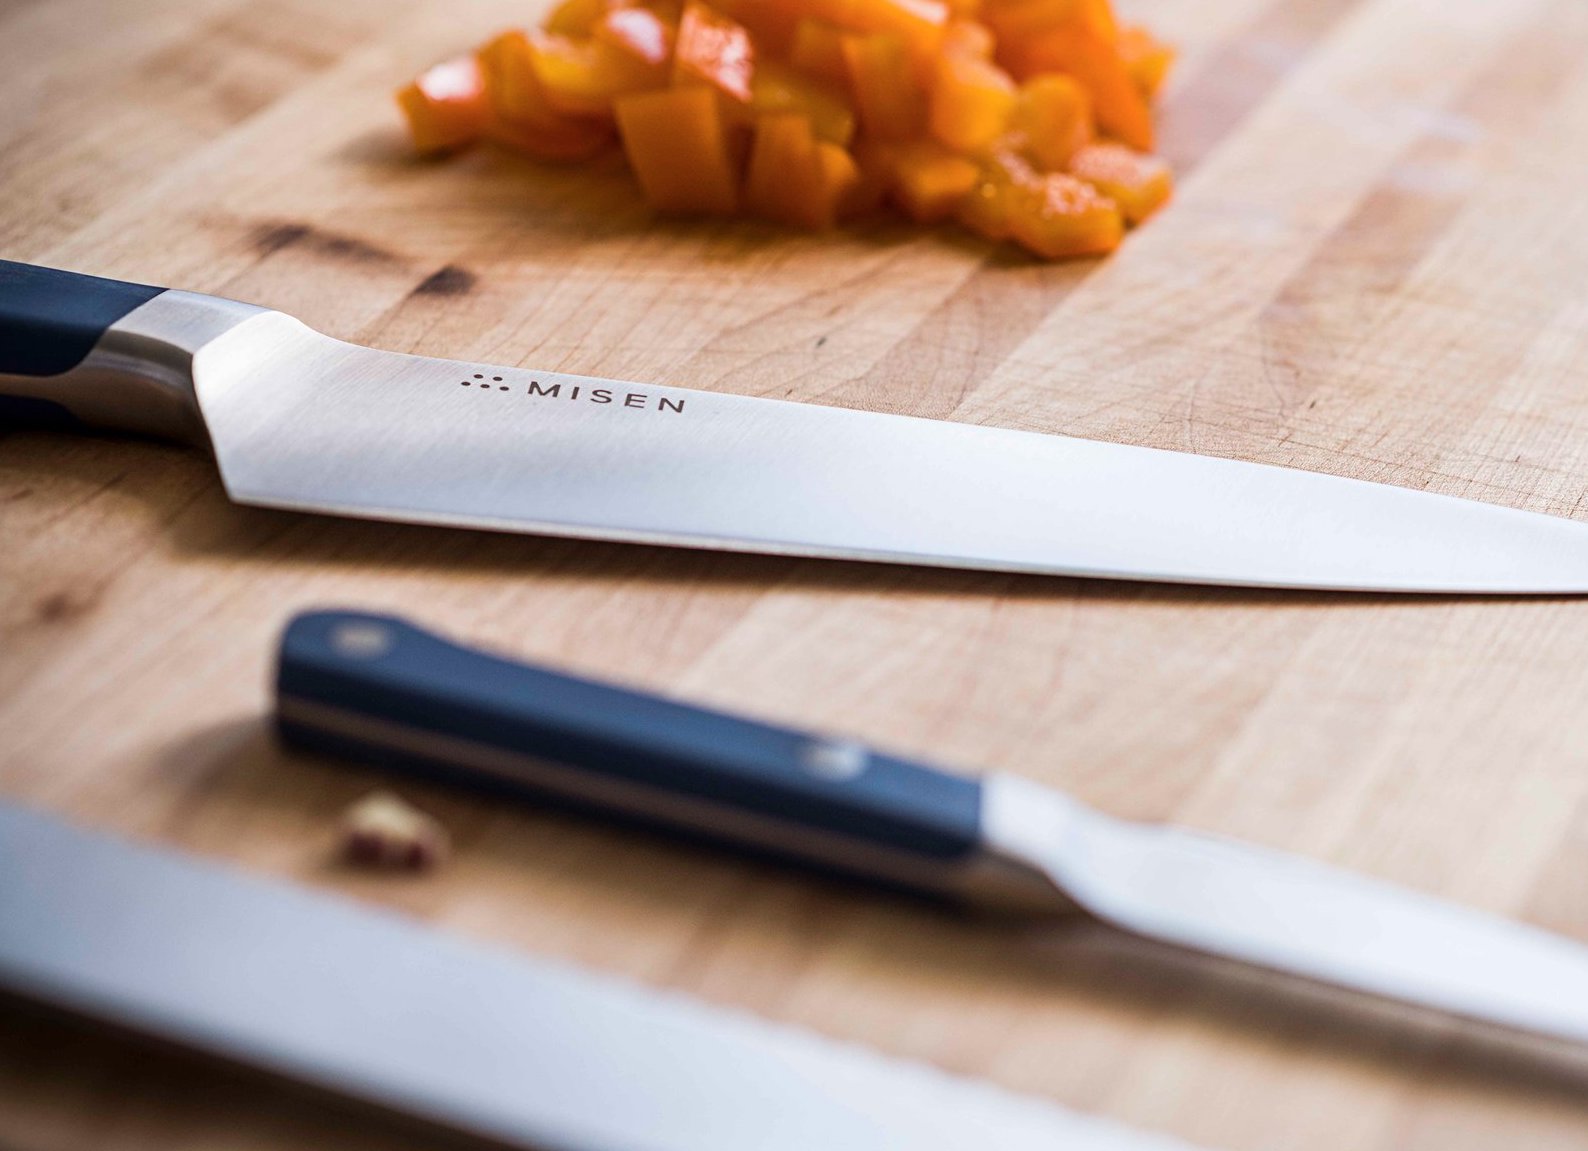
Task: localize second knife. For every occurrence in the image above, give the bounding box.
[277,609,1588,1050]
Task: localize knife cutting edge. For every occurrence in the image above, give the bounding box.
[6,258,1588,593]
[277,609,1588,1050]
[0,801,1203,1151]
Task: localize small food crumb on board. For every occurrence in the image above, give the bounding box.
[395,0,1175,261]
[341,791,450,872]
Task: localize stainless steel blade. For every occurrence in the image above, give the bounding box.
[187,311,1588,593]
[0,802,1200,1151]
[982,775,1588,1045]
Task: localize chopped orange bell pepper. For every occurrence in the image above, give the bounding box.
[1011,73,1092,170]
[1005,171,1122,258]
[956,175,1011,240]
[812,0,950,54]
[478,30,545,121]
[488,114,616,161]
[752,61,856,145]
[528,32,668,116]
[941,18,994,59]
[842,33,925,139]
[544,0,616,37]
[708,0,801,57]
[1118,23,1173,98]
[744,113,855,228]
[1018,25,1151,150]
[984,0,1114,50]
[791,19,850,85]
[954,142,1035,239]
[615,86,739,213]
[1067,141,1170,223]
[406,0,1170,258]
[887,140,980,222]
[673,1,755,103]
[475,31,616,160]
[929,52,1015,152]
[595,7,677,68]
[838,138,893,217]
[816,142,863,215]
[397,56,491,155]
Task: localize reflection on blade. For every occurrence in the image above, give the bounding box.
[194,315,1588,593]
[985,776,1588,1044]
[0,803,1203,1151]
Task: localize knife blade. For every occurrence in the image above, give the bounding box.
[5,258,1588,593]
[276,609,1588,1049]
[0,801,1202,1151]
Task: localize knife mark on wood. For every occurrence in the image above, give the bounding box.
[410,264,477,298]
[251,222,309,256]
[34,589,98,624]
[250,221,400,266]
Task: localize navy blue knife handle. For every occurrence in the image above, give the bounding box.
[0,260,165,427]
[276,611,983,869]
[0,260,163,377]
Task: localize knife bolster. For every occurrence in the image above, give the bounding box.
[0,288,268,442]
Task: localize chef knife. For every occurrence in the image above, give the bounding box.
[0,801,1201,1151]
[278,609,1588,1049]
[5,258,1588,593]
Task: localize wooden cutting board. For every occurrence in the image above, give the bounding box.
[6,0,1588,1147]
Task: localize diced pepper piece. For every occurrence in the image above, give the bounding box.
[674,1,755,103]
[839,138,892,218]
[957,175,1011,239]
[929,52,1015,153]
[1019,25,1151,149]
[811,0,950,53]
[744,114,816,226]
[709,0,801,57]
[528,32,667,116]
[984,0,1114,49]
[842,33,924,140]
[816,141,862,215]
[751,60,855,146]
[615,86,739,213]
[941,18,994,59]
[544,0,618,37]
[477,31,617,160]
[1011,73,1092,170]
[595,6,676,66]
[954,142,1036,239]
[1006,171,1122,258]
[887,140,980,222]
[488,114,615,161]
[478,30,544,121]
[744,113,850,228]
[791,19,849,84]
[1067,141,1171,223]
[397,56,491,155]
[1118,23,1173,98]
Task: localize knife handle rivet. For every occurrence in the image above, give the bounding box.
[799,739,869,782]
[330,622,395,660]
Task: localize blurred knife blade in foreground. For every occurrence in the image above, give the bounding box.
[6,258,1588,593]
[0,802,1201,1151]
[277,610,1588,1050]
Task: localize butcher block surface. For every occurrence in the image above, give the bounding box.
[7,0,1588,1147]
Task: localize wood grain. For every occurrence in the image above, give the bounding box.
[6,1,1588,1148]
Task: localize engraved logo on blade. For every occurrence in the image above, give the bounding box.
[457,372,686,415]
